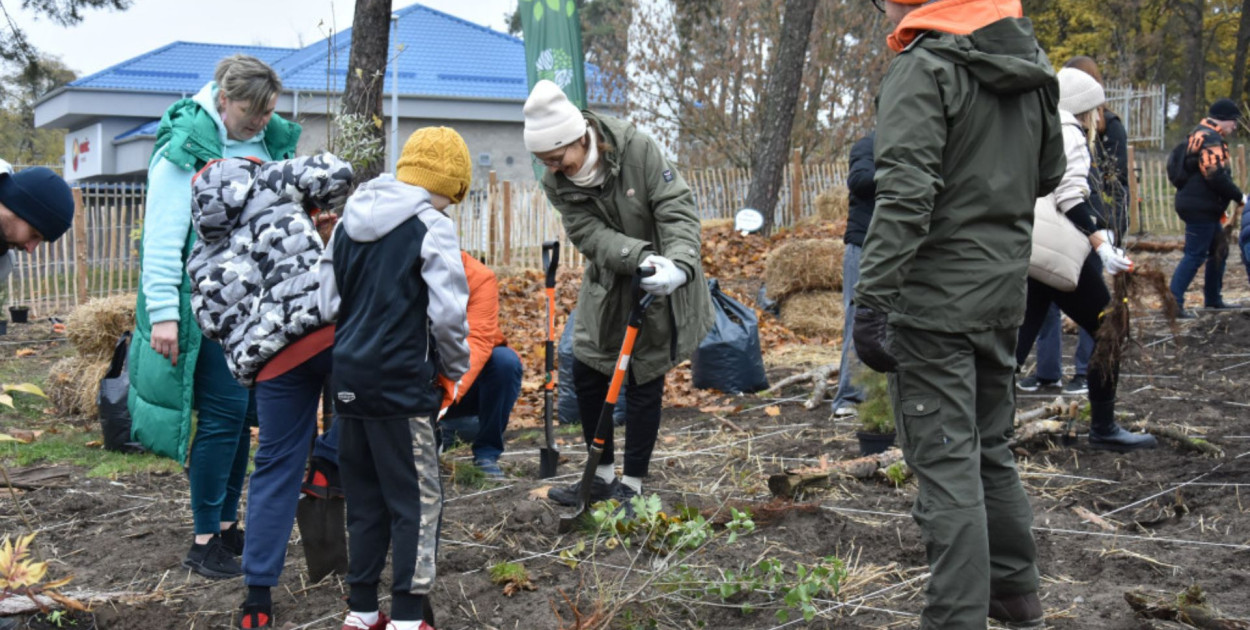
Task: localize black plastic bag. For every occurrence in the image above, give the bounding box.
[557,309,627,425]
[692,279,769,393]
[98,331,144,453]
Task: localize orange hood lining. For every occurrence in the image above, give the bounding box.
[888,0,1024,53]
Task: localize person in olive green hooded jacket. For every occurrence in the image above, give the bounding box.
[523,80,713,510]
[853,1,1064,628]
[129,54,300,582]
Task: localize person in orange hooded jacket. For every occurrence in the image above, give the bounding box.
[434,251,523,478]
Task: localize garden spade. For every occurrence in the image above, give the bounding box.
[540,240,561,479]
[557,267,656,533]
[296,379,348,582]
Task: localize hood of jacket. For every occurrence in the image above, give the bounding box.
[340,174,443,242]
[891,0,1051,96]
[192,153,353,244]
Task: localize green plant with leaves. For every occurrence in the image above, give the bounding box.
[662,555,847,623]
[854,370,894,434]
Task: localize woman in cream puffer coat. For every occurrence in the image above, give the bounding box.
[1017,67,1155,452]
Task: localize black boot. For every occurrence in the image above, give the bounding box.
[1088,400,1157,452]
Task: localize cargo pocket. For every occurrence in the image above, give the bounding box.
[897,395,944,465]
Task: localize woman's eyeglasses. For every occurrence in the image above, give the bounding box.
[870,0,885,13]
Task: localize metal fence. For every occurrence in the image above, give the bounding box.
[4,150,1202,317]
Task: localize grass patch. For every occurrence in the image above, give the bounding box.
[1,425,180,478]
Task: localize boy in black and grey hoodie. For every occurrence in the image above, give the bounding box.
[317,127,472,630]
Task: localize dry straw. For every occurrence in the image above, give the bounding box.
[66,294,135,360]
[765,239,844,299]
[780,290,845,337]
[47,356,110,419]
[815,186,849,222]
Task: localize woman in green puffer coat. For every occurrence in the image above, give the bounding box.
[523,80,713,509]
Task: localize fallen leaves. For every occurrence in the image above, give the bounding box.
[14,349,35,358]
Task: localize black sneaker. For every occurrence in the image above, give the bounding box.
[1016,374,1059,392]
[220,522,245,556]
[611,482,640,519]
[547,476,618,507]
[237,601,273,629]
[1061,375,1088,396]
[182,535,243,579]
[1176,308,1198,320]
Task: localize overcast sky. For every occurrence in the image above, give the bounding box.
[7,0,517,79]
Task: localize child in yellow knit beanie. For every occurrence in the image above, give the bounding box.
[317,126,472,630]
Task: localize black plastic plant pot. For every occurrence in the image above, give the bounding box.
[9,306,29,323]
[856,430,896,456]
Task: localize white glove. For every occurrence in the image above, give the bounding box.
[1096,241,1133,275]
[639,254,688,296]
[0,159,12,176]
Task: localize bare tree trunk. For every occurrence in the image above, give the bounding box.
[743,0,819,236]
[1231,0,1250,101]
[1176,0,1207,127]
[342,0,392,183]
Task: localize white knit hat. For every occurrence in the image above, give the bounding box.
[1056,67,1105,115]
[523,80,587,153]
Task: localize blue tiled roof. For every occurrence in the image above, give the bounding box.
[114,119,160,141]
[68,3,606,103]
[71,43,298,92]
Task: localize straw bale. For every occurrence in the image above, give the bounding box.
[765,239,844,299]
[66,294,135,361]
[815,187,849,222]
[780,290,845,337]
[701,218,734,230]
[47,356,110,419]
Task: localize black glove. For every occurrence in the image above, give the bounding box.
[853,306,898,373]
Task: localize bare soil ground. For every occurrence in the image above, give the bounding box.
[3,248,1250,629]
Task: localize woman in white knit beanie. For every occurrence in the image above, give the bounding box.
[1015,66,1157,452]
[522,79,714,510]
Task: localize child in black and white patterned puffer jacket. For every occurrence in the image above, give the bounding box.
[187,153,352,630]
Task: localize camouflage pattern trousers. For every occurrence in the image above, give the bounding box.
[338,414,443,595]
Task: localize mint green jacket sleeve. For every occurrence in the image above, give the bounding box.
[140,155,194,324]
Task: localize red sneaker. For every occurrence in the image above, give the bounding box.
[341,610,389,630]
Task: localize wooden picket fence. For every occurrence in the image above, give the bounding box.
[2,150,1205,317]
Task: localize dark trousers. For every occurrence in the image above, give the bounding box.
[1170,220,1225,308]
[889,326,1038,629]
[572,357,664,478]
[1016,254,1118,406]
[189,337,254,535]
[443,346,523,461]
[244,348,332,586]
[339,414,442,617]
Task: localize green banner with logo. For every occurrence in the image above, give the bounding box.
[520,0,587,178]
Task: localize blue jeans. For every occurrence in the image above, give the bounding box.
[1029,304,1094,381]
[315,346,522,464]
[832,243,864,409]
[245,347,333,586]
[189,337,255,535]
[444,346,523,462]
[1170,221,1226,309]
